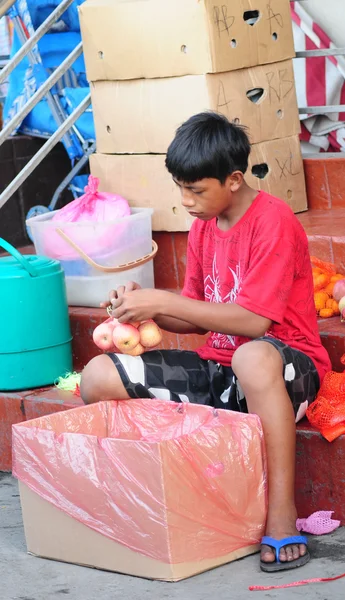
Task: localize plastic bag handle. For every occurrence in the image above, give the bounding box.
[55,229,158,273]
[0,238,37,277]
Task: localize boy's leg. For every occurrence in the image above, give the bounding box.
[80,355,131,404]
[232,339,318,566]
[80,349,212,406]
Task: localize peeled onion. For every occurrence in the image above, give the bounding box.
[333,279,345,302]
[339,296,345,313]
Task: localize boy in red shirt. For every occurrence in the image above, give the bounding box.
[81,112,331,572]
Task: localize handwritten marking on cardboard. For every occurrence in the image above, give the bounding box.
[276,153,300,179]
[213,5,235,37]
[217,80,231,114]
[266,68,294,104]
[267,0,284,34]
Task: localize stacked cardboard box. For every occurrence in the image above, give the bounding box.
[79,0,307,232]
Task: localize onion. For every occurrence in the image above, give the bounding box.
[333,279,345,302]
[339,296,345,314]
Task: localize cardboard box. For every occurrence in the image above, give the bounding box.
[91,60,300,153]
[246,135,308,214]
[79,0,295,81]
[13,400,266,581]
[90,153,194,231]
[89,136,307,232]
[18,483,260,581]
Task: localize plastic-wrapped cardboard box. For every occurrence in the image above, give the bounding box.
[13,399,267,581]
[90,135,307,232]
[79,0,295,81]
[91,60,300,153]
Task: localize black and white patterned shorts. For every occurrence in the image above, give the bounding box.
[108,337,320,422]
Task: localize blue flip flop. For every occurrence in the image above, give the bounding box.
[260,535,310,572]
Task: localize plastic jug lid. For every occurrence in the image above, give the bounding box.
[0,254,61,278]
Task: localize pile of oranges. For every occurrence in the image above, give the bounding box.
[312,257,344,318]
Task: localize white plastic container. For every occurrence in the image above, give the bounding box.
[26,208,155,307]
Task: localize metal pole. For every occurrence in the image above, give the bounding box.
[0,43,83,147]
[10,14,77,153]
[0,94,91,210]
[49,144,95,211]
[303,152,345,158]
[0,0,76,84]
[296,48,345,58]
[0,0,15,19]
[299,105,345,114]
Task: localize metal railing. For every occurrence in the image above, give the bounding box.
[290,0,345,157]
[0,0,92,210]
[0,0,15,18]
[0,93,91,210]
[0,0,76,83]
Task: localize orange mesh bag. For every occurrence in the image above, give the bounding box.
[311,257,336,294]
[306,355,345,441]
[310,257,336,276]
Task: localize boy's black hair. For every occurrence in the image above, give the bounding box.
[165,111,251,184]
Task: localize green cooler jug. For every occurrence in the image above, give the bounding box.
[0,238,73,391]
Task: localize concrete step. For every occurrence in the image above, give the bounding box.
[303,157,345,211]
[298,208,345,271]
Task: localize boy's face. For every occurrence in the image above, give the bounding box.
[173,174,243,221]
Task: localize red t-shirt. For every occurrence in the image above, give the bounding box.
[182,191,331,383]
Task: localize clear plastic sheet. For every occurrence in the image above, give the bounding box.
[13,399,267,564]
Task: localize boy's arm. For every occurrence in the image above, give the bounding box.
[104,286,207,335]
[104,230,209,335]
[155,223,208,335]
[113,288,271,337]
[155,313,208,335]
[156,295,271,338]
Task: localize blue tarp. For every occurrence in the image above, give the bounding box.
[24,0,84,31]
[3,0,95,159]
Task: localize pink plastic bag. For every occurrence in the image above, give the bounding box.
[44,176,131,260]
[296,511,340,535]
[12,399,267,565]
[51,175,130,224]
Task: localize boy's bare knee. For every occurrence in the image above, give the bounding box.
[232,341,283,389]
[80,354,129,405]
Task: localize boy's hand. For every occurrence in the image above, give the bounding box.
[112,288,169,323]
[100,282,142,311]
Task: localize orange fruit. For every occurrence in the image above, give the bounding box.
[319,308,334,318]
[314,292,328,313]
